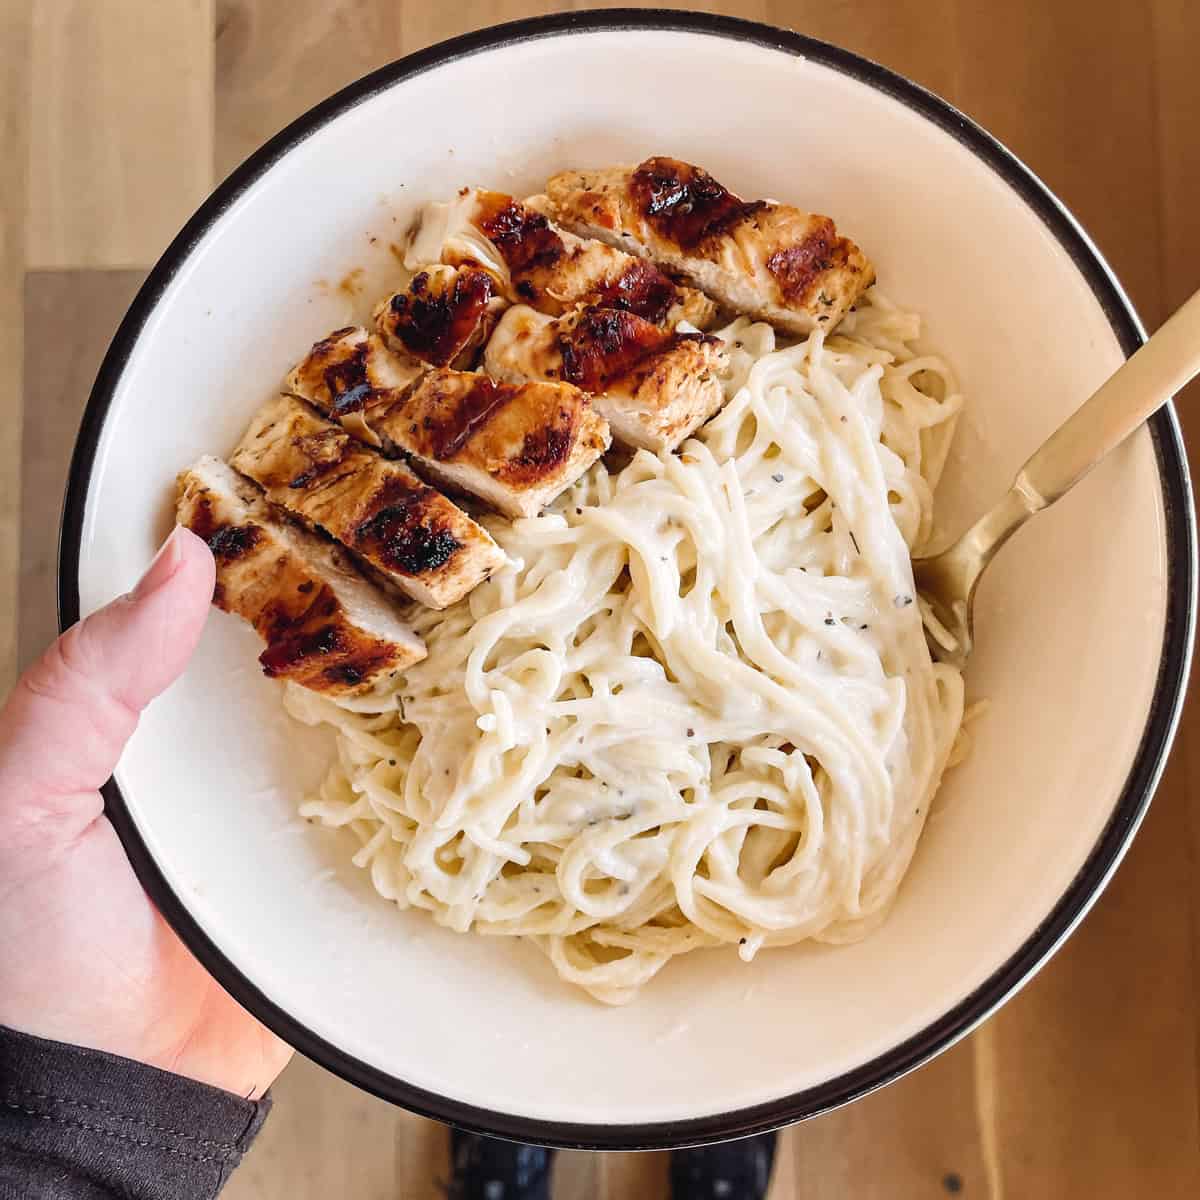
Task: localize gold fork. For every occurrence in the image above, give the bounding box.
[914,287,1200,668]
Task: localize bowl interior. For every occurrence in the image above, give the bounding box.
[72,24,1178,1133]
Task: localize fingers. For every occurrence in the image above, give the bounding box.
[0,526,215,833]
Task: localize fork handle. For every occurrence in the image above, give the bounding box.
[1015,285,1200,510]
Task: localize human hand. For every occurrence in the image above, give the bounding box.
[0,526,292,1098]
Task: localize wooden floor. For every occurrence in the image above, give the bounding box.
[7,2,1200,1196]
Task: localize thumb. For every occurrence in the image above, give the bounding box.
[0,525,215,838]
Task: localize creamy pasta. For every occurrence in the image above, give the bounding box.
[285,292,966,1004]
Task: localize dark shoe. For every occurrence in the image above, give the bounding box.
[446,1130,555,1200]
[669,1131,778,1200]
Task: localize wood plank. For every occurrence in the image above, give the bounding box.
[553,1149,601,1199]
[948,0,1164,318]
[767,1128,801,1200]
[27,0,214,269]
[791,1039,989,1198]
[222,1056,421,1200]
[984,814,1200,1199]
[215,0,578,180]
[0,0,30,695]
[396,1113,452,1200]
[597,1149,670,1200]
[20,270,146,668]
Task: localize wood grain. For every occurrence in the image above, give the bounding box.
[12,1,1200,1196]
[0,0,31,694]
[225,1058,456,1200]
[789,1039,989,1198]
[20,270,146,670]
[598,1149,671,1199]
[27,0,215,269]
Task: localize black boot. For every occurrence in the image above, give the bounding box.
[669,1131,778,1200]
[446,1130,555,1200]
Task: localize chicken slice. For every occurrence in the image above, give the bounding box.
[287,328,610,519]
[374,264,507,370]
[230,395,504,609]
[176,456,425,695]
[404,187,717,328]
[284,326,421,447]
[543,157,874,335]
[483,304,728,454]
[359,370,609,519]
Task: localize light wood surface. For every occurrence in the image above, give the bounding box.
[27,0,215,269]
[10,2,1200,1197]
[19,270,145,670]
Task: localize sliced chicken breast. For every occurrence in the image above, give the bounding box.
[176,456,425,695]
[230,395,505,609]
[543,157,874,335]
[362,369,609,519]
[288,329,609,519]
[374,264,507,370]
[404,187,717,328]
[284,326,420,447]
[483,303,728,454]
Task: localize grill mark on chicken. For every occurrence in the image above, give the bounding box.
[514,423,572,473]
[586,258,678,325]
[383,267,497,367]
[354,475,462,576]
[414,373,524,461]
[558,307,716,393]
[260,618,344,677]
[298,328,395,420]
[322,338,369,395]
[765,219,853,308]
[207,523,263,561]
[630,157,765,251]
[257,596,401,687]
[476,192,565,274]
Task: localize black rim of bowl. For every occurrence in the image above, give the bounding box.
[57,8,1196,1150]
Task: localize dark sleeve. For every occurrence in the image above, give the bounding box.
[0,1024,271,1200]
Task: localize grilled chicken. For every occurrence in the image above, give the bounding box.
[176,456,425,694]
[374,264,507,370]
[284,326,420,447]
[287,328,610,519]
[543,157,874,336]
[350,370,609,520]
[404,187,717,328]
[230,395,505,609]
[483,303,728,453]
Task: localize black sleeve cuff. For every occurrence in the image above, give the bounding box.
[0,1023,271,1199]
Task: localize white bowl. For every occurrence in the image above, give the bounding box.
[60,11,1194,1147]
